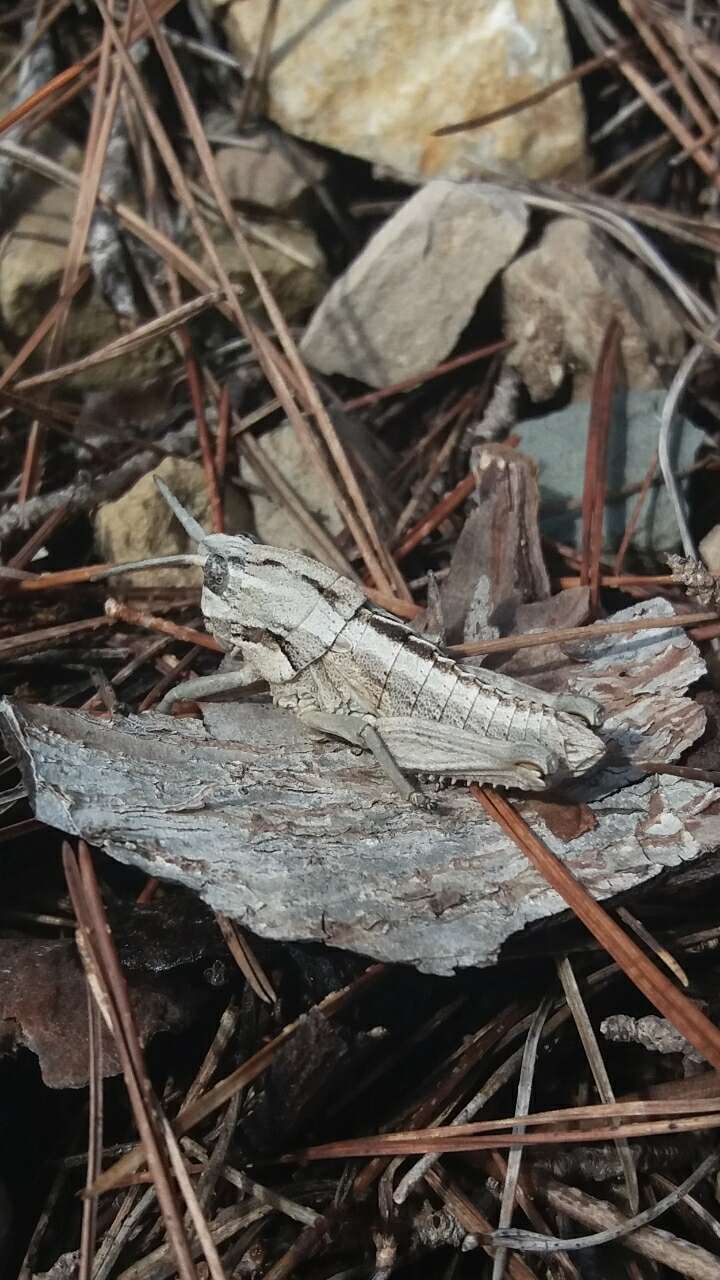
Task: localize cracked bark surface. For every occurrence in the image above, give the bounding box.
[1,602,717,975]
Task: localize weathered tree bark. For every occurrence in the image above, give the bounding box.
[2,682,718,975]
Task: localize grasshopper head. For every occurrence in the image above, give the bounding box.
[199,532,258,645]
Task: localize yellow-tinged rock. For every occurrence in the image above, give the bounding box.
[95,457,253,589]
[0,180,174,393]
[222,0,586,182]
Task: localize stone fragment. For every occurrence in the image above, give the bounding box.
[222,0,586,183]
[94,456,253,588]
[700,524,720,573]
[514,390,704,557]
[503,218,685,401]
[208,214,326,318]
[214,130,328,211]
[301,180,527,387]
[239,414,396,559]
[240,421,343,552]
[0,179,173,393]
[0,172,325,392]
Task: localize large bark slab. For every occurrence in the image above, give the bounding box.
[2,604,718,975]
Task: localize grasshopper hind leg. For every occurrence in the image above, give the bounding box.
[296,708,437,809]
[374,717,561,792]
[552,692,603,728]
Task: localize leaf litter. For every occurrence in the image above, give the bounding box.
[3,2,720,1277]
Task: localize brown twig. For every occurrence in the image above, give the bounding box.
[580,318,622,613]
[63,840,203,1280]
[473,787,720,1071]
[88,964,386,1196]
[0,616,111,661]
[342,339,511,411]
[395,473,476,562]
[449,609,720,657]
[104,598,222,651]
[182,344,224,534]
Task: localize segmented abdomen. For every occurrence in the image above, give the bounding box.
[322,607,602,775]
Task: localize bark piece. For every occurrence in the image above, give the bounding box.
[1,600,715,976]
[601,1014,704,1063]
[441,445,550,645]
[0,936,201,1087]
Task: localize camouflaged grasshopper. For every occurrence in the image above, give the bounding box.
[106,478,606,807]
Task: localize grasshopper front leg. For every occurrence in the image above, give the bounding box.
[157,666,260,715]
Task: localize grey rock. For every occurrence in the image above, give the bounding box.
[503,218,685,401]
[301,180,528,387]
[514,390,705,556]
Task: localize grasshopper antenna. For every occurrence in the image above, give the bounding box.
[90,554,206,581]
[154,475,208,544]
[87,478,209,582]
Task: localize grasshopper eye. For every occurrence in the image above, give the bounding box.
[204,554,229,596]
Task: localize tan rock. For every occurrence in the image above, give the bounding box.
[206,214,327,318]
[700,525,720,573]
[301,180,528,387]
[240,421,343,554]
[0,179,174,393]
[95,456,253,589]
[239,417,396,560]
[222,0,585,183]
[503,218,685,401]
[214,132,327,211]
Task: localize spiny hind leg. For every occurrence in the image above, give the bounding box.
[374,717,561,791]
[551,693,603,728]
[296,708,436,810]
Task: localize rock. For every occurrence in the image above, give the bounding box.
[700,524,720,572]
[0,170,324,391]
[214,130,328,212]
[240,421,343,551]
[222,0,586,183]
[301,180,527,387]
[0,178,174,393]
[94,456,253,588]
[514,390,705,558]
[503,218,685,401]
[207,214,326,319]
[239,413,396,559]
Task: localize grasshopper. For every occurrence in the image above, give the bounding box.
[105,479,606,807]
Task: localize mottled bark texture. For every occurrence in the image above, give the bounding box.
[2,609,718,976]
